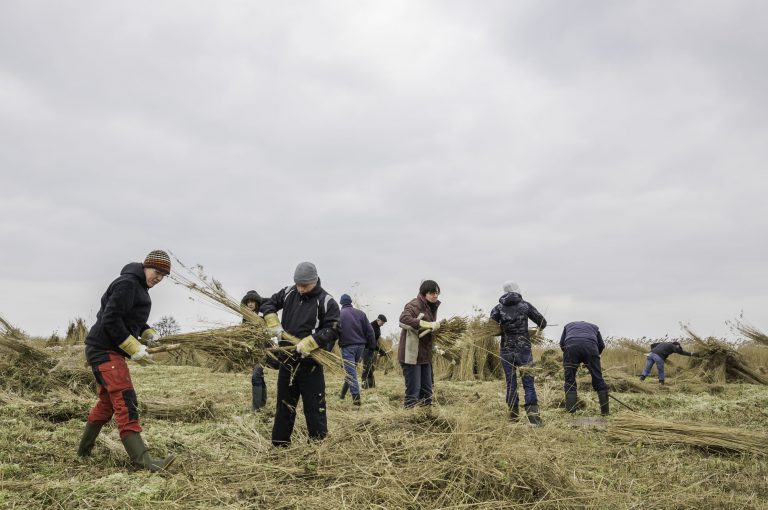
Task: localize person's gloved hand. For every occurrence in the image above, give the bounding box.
[131,344,155,366]
[419,320,440,332]
[141,328,161,346]
[119,336,155,365]
[264,313,284,341]
[296,335,319,357]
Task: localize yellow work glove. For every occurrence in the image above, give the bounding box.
[295,335,319,357]
[119,336,155,365]
[264,313,284,340]
[419,320,440,332]
[140,328,161,346]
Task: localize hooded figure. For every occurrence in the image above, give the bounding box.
[489,282,547,426]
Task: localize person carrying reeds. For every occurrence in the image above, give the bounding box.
[337,294,375,405]
[261,262,340,447]
[639,341,697,385]
[241,290,269,412]
[560,321,609,415]
[489,281,547,426]
[361,314,388,389]
[398,280,441,408]
[77,250,176,472]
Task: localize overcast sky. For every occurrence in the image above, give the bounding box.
[1,1,766,341]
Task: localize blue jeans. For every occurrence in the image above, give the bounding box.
[501,347,537,407]
[401,363,433,408]
[642,352,665,381]
[341,344,366,398]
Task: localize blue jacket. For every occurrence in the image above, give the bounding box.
[339,304,375,349]
[489,292,546,351]
[560,321,604,353]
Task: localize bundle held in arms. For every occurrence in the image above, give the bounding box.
[684,326,767,385]
[426,316,469,363]
[161,324,271,372]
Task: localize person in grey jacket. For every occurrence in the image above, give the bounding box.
[640,341,696,384]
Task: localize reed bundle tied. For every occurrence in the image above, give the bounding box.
[161,324,271,373]
[169,255,348,377]
[607,412,768,455]
[684,327,767,385]
[429,316,469,363]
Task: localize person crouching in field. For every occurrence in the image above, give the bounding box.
[261,262,340,447]
[489,281,547,426]
[337,294,375,405]
[398,280,441,408]
[640,341,697,385]
[560,321,609,415]
[77,250,176,472]
[241,290,269,412]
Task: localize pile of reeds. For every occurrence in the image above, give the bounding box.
[169,255,349,378]
[685,327,768,385]
[607,412,768,455]
[64,317,88,345]
[539,348,563,379]
[161,324,271,373]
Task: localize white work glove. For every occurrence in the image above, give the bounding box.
[131,344,155,365]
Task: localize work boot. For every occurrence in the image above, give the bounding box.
[339,382,349,400]
[524,404,543,427]
[121,432,176,472]
[639,375,646,381]
[597,390,610,416]
[565,391,578,413]
[659,380,665,386]
[252,385,265,412]
[352,395,361,407]
[509,405,519,422]
[77,422,104,457]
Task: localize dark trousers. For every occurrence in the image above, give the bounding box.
[271,364,327,447]
[251,365,267,411]
[401,363,433,408]
[87,353,142,438]
[563,343,608,393]
[501,346,538,408]
[361,349,377,389]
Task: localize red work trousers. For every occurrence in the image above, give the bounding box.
[86,352,142,438]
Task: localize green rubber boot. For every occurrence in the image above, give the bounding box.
[121,432,176,472]
[77,422,104,457]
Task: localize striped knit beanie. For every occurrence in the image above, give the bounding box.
[144,250,171,275]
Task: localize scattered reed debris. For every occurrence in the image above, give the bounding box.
[607,412,768,455]
[684,327,768,385]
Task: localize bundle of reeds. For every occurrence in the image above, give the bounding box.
[429,316,468,363]
[161,324,271,373]
[169,255,348,377]
[729,317,768,347]
[607,412,768,455]
[685,327,767,385]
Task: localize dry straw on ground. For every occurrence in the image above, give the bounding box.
[608,411,768,455]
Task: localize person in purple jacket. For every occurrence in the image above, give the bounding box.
[336,294,375,406]
[560,321,609,415]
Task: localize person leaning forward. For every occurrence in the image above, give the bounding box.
[261,262,340,447]
[560,321,609,415]
[77,250,176,472]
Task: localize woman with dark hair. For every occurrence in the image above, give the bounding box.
[241,290,268,412]
[398,280,441,408]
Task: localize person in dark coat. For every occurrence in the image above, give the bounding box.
[489,281,547,426]
[361,314,388,389]
[241,290,268,412]
[640,341,695,384]
[398,280,440,408]
[77,250,176,471]
[261,262,340,447]
[337,294,375,405]
[560,321,609,415]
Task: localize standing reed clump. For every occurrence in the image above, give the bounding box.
[728,317,768,347]
[684,326,768,385]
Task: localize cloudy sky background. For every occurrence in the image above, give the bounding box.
[1,1,766,341]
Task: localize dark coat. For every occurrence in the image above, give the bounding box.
[369,320,387,355]
[260,279,340,367]
[560,321,605,354]
[650,341,693,360]
[489,292,546,351]
[85,262,152,364]
[339,304,375,349]
[398,295,439,365]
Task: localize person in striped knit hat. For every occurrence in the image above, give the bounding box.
[77,249,176,471]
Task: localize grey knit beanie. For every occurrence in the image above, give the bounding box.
[294,262,318,284]
[502,281,520,294]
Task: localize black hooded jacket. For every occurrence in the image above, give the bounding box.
[85,262,152,364]
[489,292,547,350]
[260,279,340,367]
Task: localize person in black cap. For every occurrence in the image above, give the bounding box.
[261,262,340,446]
[361,314,388,389]
[241,290,268,412]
